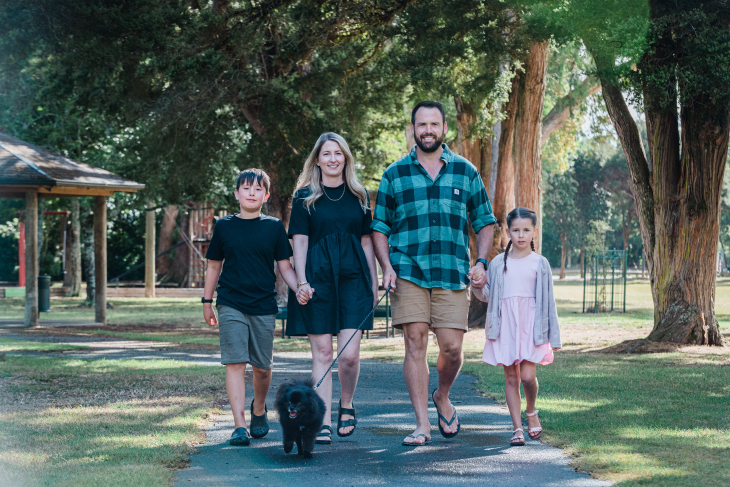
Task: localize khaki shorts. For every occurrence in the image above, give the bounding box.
[390,278,468,331]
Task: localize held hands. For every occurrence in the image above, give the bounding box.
[297,283,315,305]
[203,304,218,327]
[468,263,487,289]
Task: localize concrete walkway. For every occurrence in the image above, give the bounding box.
[175,354,609,487]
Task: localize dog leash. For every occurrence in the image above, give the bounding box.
[313,284,392,391]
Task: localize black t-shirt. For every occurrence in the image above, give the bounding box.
[205,214,292,316]
[288,183,372,244]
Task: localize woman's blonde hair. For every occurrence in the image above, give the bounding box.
[293,132,369,212]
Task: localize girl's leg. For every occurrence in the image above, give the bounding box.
[309,334,334,440]
[503,364,522,430]
[226,362,248,429]
[519,361,542,434]
[336,328,362,435]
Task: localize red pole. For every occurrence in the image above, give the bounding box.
[19,221,25,287]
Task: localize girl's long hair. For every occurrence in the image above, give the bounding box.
[504,207,538,273]
[293,132,369,212]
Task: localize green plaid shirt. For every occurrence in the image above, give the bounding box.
[371,144,497,290]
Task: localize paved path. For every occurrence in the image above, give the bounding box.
[175,354,609,487]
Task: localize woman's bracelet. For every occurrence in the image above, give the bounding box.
[297,281,309,289]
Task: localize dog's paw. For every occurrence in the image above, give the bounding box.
[283,441,293,454]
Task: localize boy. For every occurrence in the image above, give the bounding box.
[203,168,298,446]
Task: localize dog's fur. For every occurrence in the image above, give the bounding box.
[275,379,326,459]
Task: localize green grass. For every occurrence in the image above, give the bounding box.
[0,355,225,487]
[0,337,89,352]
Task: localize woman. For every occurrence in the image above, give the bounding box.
[287,132,379,445]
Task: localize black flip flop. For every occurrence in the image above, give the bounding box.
[432,389,460,439]
[402,433,432,446]
[315,425,332,444]
[229,427,251,446]
[249,400,269,439]
[337,400,357,437]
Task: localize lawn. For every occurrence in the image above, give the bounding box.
[1,276,729,486]
[0,337,89,352]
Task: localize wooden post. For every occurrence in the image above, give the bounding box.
[94,196,107,325]
[24,192,38,327]
[145,206,156,298]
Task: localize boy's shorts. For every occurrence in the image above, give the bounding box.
[390,278,469,331]
[217,304,276,369]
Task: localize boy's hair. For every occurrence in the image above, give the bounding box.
[504,207,538,273]
[236,168,270,193]
[411,101,445,126]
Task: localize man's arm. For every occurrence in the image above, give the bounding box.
[203,260,223,326]
[468,224,494,289]
[372,230,397,292]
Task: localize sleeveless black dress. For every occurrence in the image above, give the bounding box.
[286,183,374,336]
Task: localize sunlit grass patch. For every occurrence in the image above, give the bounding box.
[0,337,89,352]
[0,355,225,487]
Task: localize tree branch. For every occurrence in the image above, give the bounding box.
[540,76,601,146]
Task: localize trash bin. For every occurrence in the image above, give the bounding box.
[38,275,51,312]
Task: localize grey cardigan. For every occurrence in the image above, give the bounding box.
[475,252,561,349]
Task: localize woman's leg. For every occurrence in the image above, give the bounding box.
[503,364,523,430]
[309,334,334,439]
[519,361,542,432]
[336,328,362,435]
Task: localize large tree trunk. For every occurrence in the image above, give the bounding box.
[165,210,190,286]
[156,205,178,277]
[67,198,82,297]
[491,70,520,258]
[81,204,95,305]
[592,3,727,344]
[512,40,549,254]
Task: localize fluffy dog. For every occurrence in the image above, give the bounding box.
[275,379,326,459]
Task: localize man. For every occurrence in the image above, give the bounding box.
[371,101,495,446]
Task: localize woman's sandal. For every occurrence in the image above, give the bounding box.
[526,409,543,440]
[402,433,432,446]
[337,400,357,437]
[315,425,332,445]
[432,389,460,438]
[510,428,525,446]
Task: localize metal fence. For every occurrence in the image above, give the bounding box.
[583,249,627,313]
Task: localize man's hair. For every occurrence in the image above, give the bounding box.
[236,168,271,192]
[411,101,445,126]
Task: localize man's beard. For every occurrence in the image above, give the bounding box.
[414,131,444,153]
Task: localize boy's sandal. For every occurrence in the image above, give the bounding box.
[315,425,332,445]
[510,428,525,446]
[432,388,460,438]
[229,427,251,446]
[337,400,357,437]
[249,400,269,439]
[526,409,543,440]
[402,434,431,446]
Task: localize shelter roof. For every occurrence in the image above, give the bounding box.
[0,132,144,196]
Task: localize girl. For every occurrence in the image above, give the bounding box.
[474,207,561,446]
[287,132,379,446]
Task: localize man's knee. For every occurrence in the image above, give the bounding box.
[403,324,429,358]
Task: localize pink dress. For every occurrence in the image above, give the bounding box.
[482,252,554,366]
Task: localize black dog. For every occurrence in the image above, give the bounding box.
[275,379,326,459]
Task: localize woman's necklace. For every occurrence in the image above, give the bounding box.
[322,183,346,202]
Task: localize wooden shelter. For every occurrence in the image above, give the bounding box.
[0,132,144,327]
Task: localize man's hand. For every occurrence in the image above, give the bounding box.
[296,284,315,305]
[468,263,487,289]
[203,303,218,327]
[382,267,397,292]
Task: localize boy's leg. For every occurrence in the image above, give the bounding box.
[226,362,248,429]
[251,366,272,416]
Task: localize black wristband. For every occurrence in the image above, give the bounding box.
[201,297,214,304]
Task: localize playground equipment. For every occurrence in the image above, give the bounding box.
[583,249,627,313]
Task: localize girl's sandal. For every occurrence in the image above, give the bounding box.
[526,409,543,440]
[315,425,332,445]
[510,428,525,446]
